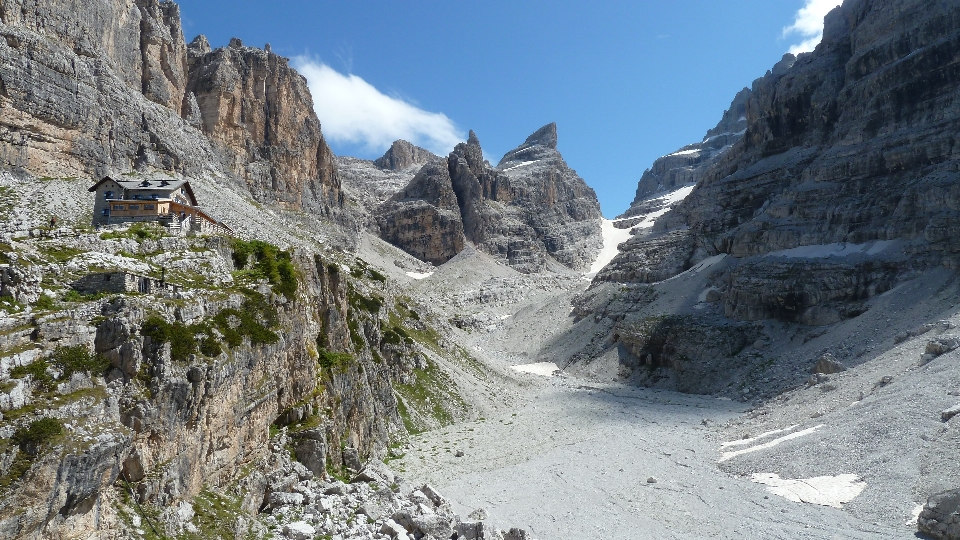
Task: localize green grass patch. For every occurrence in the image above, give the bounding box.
[141,290,279,362]
[61,289,111,303]
[231,239,299,300]
[0,448,34,491]
[395,362,465,434]
[0,295,24,313]
[382,325,414,346]
[100,222,165,243]
[177,489,250,540]
[10,346,110,390]
[37,245,85,263]
[10,358,54,391]
[348,286,383,313]
[32,295,57,311]
[349,257,387,283]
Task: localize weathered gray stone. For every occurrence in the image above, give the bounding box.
[812,353,847,375]
[377,125,602,271]
[919,489,960,540]
[927,338,960,358]
[943,404,960,423]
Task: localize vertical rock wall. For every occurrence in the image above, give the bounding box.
[186,37,343,213]
[0,0,342,213]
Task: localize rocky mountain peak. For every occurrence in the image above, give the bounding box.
[373,140,438,171]
[526,122,558,149]
[497,122,561,169]
[467,130,481,146]
[189,34,211,55]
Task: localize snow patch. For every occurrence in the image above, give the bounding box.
[584,219,635,278]
[720,425,800,448]
[667,149,699,157]
[586,185,698,279]
[751,473,866,508]
[502,160,539,172]
[719,424,822,462]
[511,362,560,377]
[405,271,434,280]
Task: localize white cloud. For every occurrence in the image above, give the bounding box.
[783,0,843,55]
[292,57,463,156]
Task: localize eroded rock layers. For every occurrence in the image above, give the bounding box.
[0,0,342,213]
[377,124,603,272]
[600,0,960,321]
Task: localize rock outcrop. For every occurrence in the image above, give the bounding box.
[376,124,603,272]
[337,141,440,225]
[600,0,960,301]
[377,160,466,265]
[0,0,342,214]
[622,84,756,217]
[919,489,960,540]
[0,220,474,537]
[374,139,438,171]
[186,37,342,213]
[576,0,960,398]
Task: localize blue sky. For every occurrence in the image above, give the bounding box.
[176,1,838,217]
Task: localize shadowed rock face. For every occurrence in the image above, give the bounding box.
[377,161,466,265]
[599,0,960,323]
[374,140,438,171]
[376,124,603,272]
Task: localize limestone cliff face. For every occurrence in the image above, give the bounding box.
[599,0,960,327]
[0,0,342,214]
[377,160,466,265]
[0,0,188,114]
[0,0,212,178]
[376,125,603,272]
[0,240,424,538]
[186,37,342,213]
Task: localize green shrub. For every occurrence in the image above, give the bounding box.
[100,222,164,242]
[349,288,382,313]
[50,345,110,378]
[10,359,54,391]
[8,347,107,390]
[382,326,414,346]
[231,239,299,299]
[142,290,278,362]
[318,349,354,372]
[13,417,63,455]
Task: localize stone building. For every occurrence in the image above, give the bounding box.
[88,176,232,235]
[71,271,179,295]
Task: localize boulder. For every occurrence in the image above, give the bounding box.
[943,404,960,423]
[919,489,960,540]
[282,521,315,540]
[812,353,847,375]
[926,338,960,358]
